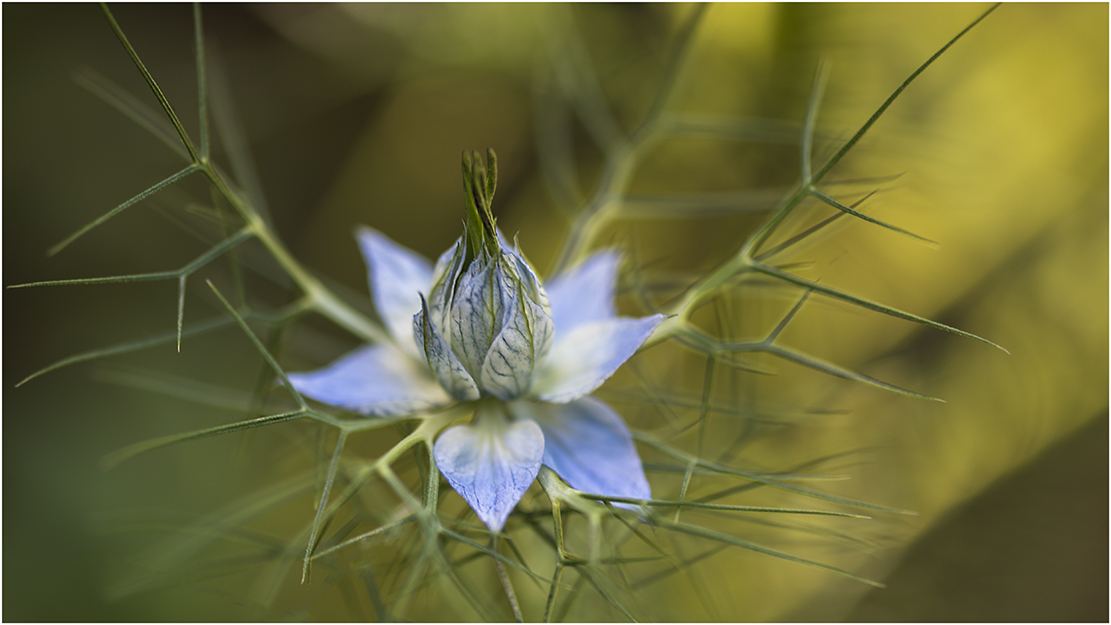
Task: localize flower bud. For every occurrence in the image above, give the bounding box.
[413,150,554,400]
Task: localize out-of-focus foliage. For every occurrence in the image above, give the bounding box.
[4,3,1106,621]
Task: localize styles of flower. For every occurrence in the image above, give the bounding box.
[289,150,664,531]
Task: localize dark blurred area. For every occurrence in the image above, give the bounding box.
[4,3,1107,621]
[846,414,1109,623]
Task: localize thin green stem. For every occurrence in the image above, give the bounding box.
[544,562,564,623]
[310,515,417,561]
[800,58,830,184]
[18,226,254,289]
[48,165,198,256]
[302,430,348,583]
[206,280,309,410]
[579,494,871,519]
[101,410,310,470]
[633,3,708,138]
[753,194,864,262]
[633,429,916,515]
[549,4,707,275]
[199,166,390,345]
[15,314,234,387]
[673,461,695,524]
[656,517,885,588]
[423,441,441,511]
[193,2,208,161]
[176,275,186,351]
[100,3,199,163]
[810,3,1001,183]
[73,68,189,161]
[749,261,1007,352]
[809,187,936,244]
[492,536,524,622]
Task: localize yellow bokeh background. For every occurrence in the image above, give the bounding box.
[5,3,1106,621]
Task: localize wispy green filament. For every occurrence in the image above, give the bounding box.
[11,3,1014,621]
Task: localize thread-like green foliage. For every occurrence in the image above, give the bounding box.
[11,3,1004,621]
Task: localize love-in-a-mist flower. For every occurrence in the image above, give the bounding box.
[289,150,664,531]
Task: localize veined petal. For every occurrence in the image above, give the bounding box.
[434,403,545,532]
[415,296,481,401]
[357,228,433,354]
[428,237,466,334]
[532,315,665,403]
[448,256,506,377]
[288,344,451,417]
[545,251,620,334]
[511,397,650,502]
[480,283,554,400]
[503,234,551,314]
[429,236,464,293]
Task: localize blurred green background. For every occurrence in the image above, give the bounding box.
[4,3,1106,621]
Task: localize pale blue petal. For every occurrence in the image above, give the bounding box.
[434,406,545,532]
[288,344,451,416]
[531,315,665,403]
[357,228,433,353]
[511,397,650,501]
[414,298,481,401]
[544,251,621,334]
